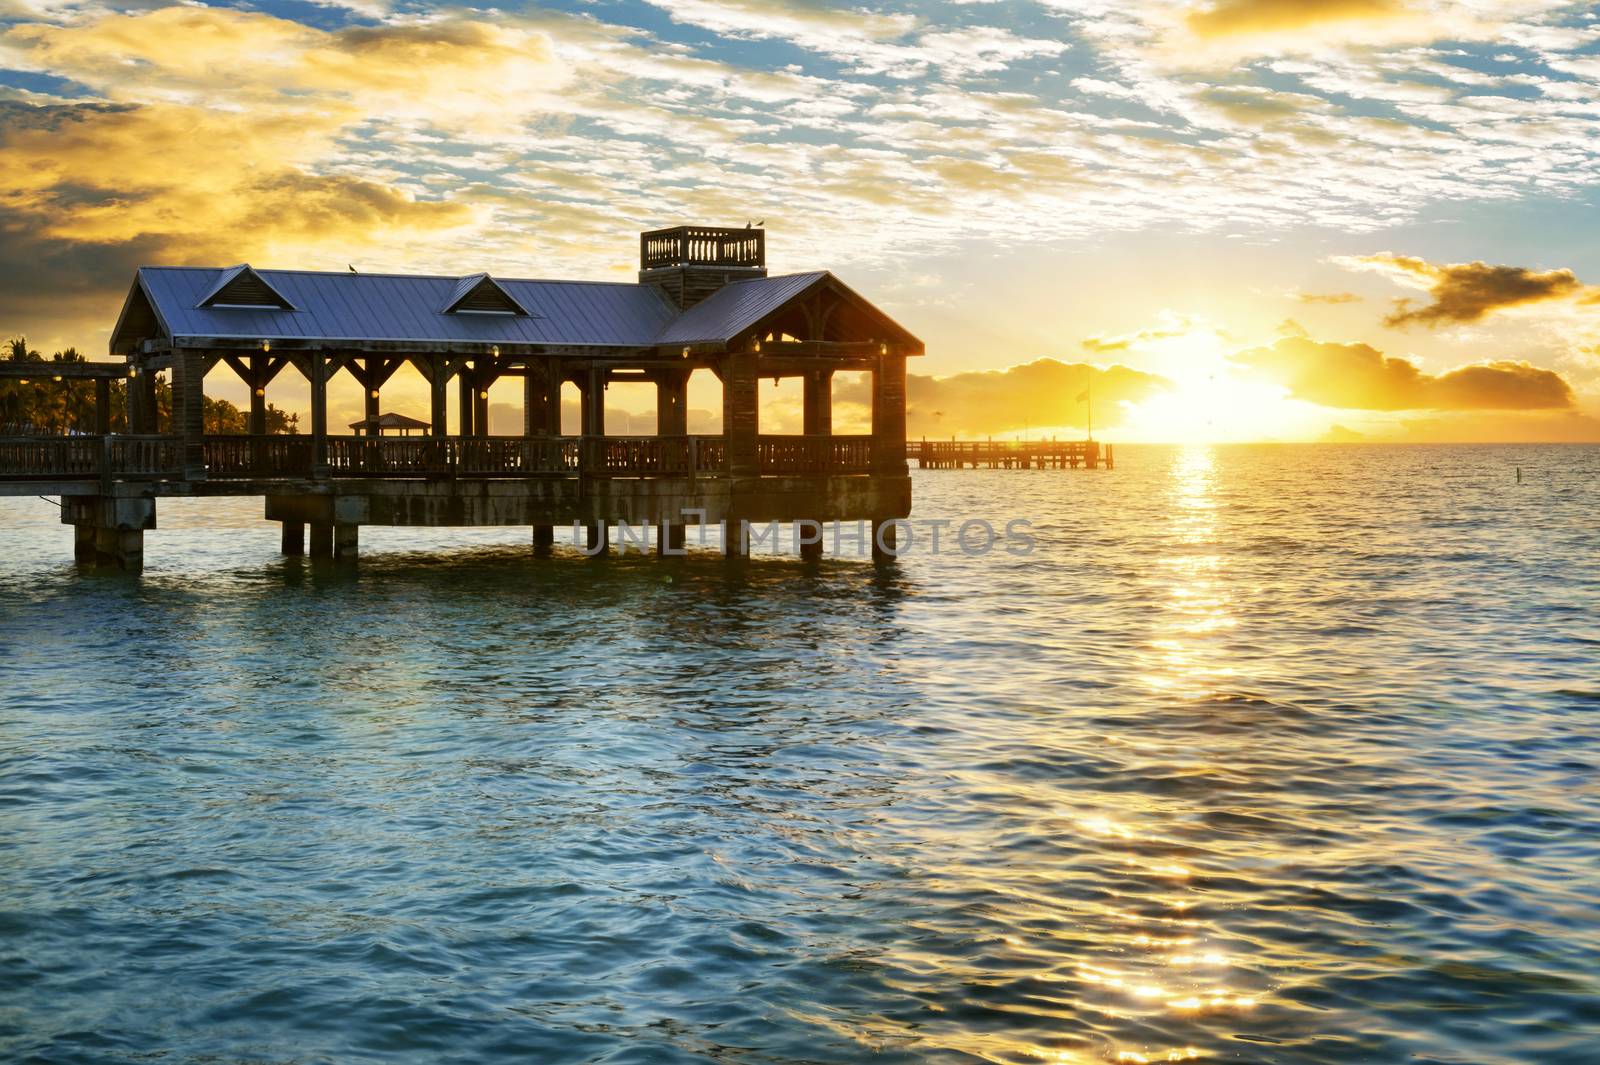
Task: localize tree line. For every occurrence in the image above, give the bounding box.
[2,337,298,435]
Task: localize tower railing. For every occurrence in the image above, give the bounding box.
[640,226,765,270]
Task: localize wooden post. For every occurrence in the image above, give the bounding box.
[248,355,267,436]
[656,369,689,436]
[871,347,906,474]
[654,367,690,553]
[458,365,474,437]
[95,378,111,436]
[581,367,605,436]
[139,372,157,433]
[281,521,305,556]
[310,352,328,476]
[526,361,556,550]
[474,378,490,437]
[803,369,833,436]
[173,349,206,480]
[430,357,448,436]
[363,357,380,436]
[722,351,758,476]
[531,362,550,434]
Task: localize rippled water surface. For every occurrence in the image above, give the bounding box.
[2,444,1598,1064]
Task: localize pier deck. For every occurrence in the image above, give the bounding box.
[909,439,1112,469]
[0,224,930,570]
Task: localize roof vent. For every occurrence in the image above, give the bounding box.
[198,264,294,310]
[442,273,529,315]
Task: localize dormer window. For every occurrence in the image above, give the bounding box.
[442,273,530,316]
[197,265,294,310]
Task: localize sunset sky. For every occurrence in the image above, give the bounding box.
[3,0,1600,442]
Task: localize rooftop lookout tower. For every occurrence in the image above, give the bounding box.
[0,224,924,570]
[639,225,766,309]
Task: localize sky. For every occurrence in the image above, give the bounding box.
[3,0,1600,442]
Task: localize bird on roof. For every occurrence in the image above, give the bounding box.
[349,265,356,272]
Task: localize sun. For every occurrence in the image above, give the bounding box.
[1118,329,1322,443]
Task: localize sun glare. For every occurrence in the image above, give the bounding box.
[1118,331,1314,443]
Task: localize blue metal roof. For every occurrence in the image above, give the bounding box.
[134,267,678,348]
[122,266,918,352]
[439,273,532,316]
[654,272,827,345]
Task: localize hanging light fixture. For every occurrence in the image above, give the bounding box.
[261,340,271,353]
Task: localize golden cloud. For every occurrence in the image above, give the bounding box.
[1186,0,1406,38]
[836,358,1172,437]
[1234,335,1575,410]
[5,8,569,127]
[1335,252,1590,326]
[0,100,475,344]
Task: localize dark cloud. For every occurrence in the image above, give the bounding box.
[1234,335,1575,410]
[0,100,468,352]
[1346,253,1586,326]
[836,358,1171,437]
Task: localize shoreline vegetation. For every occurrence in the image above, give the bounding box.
[2,336,297,436]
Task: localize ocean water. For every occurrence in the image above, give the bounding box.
[1,444,1597,1065]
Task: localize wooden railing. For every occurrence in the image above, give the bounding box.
[0,433,886,481]
[760,435,874,474]
[204,436,315,477]
[640,226,765,270]
[0,435,179,480]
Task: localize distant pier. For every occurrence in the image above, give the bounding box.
[909,439,1112,470]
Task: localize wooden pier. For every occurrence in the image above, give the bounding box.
[909,439,1112,470]
[0,226,923,570]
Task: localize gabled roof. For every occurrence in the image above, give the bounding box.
[654,271,923,350]
[655,272,827,345]
[197,265,295,309]
[120,268,678,350]
[110,266,924,354]
[441,273,530,316]
[348,412,431,430]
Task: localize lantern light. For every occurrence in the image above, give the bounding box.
[880,342,888,355]
[753,339,761,353]
[254,387,265,397]
[370,389,379,399]
[490,346,500,357]
[261,340,271,353]
[52,375,63,382]
[681,347,690,358]
[128,366,139,378]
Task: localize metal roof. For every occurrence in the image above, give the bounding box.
[133,267,679,348]
[120,266,920,352]
[440,273,532,316]
[654,272,827,345]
